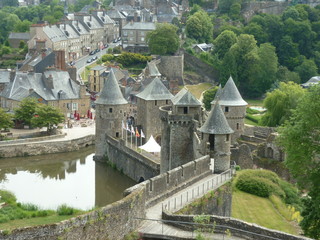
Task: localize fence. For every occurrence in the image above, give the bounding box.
[163,169,233,212]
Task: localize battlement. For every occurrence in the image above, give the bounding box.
[159,105,195,124]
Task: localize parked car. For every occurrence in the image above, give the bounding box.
[117,37,121,42]
[87,58,93,63]
[92,56,98,60]
[104,44,109,48]
[69,61,75,66]
[113,39,117,43]
[89,50,95,55]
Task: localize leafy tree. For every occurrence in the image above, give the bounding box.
[146,23,179,55]
[202,86,219,111]
[276,66,300,84]
[277,35,301,71]
[0,0,18,7]
[14,98,38,127]
[244,22,268,45]
[260,82,305,127]
[213,30,237,59]
[294,58,318,83]
[0,108,13,130]
[186,10,213,42]
[229,2,241,20]
[31,104,64,134]
[278,85,320,239]
[218,0,236,14]
[14,19,31,32]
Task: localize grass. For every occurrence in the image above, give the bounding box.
[245,99,264,106]
[232,190,299,235]
[185,83,213,99]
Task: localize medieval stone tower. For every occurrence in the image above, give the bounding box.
[214,77,247,145]
[95,69,128,159]
[160,88,202,173]
[200,102,234,173]
[136,77,173,142]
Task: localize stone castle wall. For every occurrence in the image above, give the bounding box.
[0,135,95,158]
[163,213,313,240]
[157,55,184,83]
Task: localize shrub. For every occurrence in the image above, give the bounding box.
[245,114,260,123]
[20,203,38,211]
[0,190,16,204]
[246,108,261,114]
[101,54,114,62]
[115,52,152,67]
[57,204,74,215]
[279,180,302,209]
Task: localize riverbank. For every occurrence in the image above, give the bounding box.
[0,123,95,158]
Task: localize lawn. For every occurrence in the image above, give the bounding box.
[232,190,299,235]
[0,214,82,231]
[245,99,264,106]
[185,83,213,99]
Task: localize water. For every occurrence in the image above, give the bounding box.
[0,146,136,210]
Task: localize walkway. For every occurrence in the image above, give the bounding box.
[138,169,245,239]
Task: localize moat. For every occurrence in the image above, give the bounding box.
[0,146,135,210]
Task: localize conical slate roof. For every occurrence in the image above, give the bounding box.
[172,88,201,106]
[136,77,173,101]
[95,69,127,105]
[218,76,247,106]
[199,102,234,135]
[210,84,222,105]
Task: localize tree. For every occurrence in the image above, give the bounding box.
[294,58,318,83]
[202,86,219,111]
[213,30,237,59]
[278,85,320,239]
[14,98,38,127]
[0,108,13,130]
[31,104,64,134]
[186,10,213,42]
[277,35,301,71]
[260,82,305,127]
[146,23,179,55]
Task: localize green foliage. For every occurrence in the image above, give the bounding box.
[202,86,218,111]
[186,10,213,43]
[146,23,179,55]
[260,82,305,127]
[31,104,65,133]
[294,58,318,83]
[14,97,38,127]
[245,114,260,124]
[213,30,237,59]
[0,190,16,204]
[234,169,286,198]
[115,52,152,67]
[101,54,114,62]
[0,108,13,130]
[277,85,320,238]
[57,204,75,216]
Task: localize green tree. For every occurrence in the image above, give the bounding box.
[0,0,18,7]
[186,10,213,42]
[146,23,179,55]
[202,86,219,111]
[294,58,318,83]
[213,30,237,59]
[229,2,241,20]
[0,108,13,130]
[31,104,64,134]
[260,82,305,127]
[244,22,268,45]
[278,85,320,239]
[277,35,301,71]
[14,98,38,127]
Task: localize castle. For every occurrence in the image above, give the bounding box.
[95,69,247,181]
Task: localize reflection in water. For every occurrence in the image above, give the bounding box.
[0,146,135,210]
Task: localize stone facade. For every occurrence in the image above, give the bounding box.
[157,55,184,83]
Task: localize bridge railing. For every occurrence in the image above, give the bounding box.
[163,169,233,213]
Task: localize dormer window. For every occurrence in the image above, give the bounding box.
[225,106,229,112]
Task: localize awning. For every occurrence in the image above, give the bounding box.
[139,135,161,153]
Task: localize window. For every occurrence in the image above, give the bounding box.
[183,107,188,114]
[72,103,78,110]
[226,134,229,141]
[141,31,145,36]
[237,123,240,130]
[225,106,229,112]
[123,31,128,36]
[116,132,119,138]
[155,100,157,106]
[166,100,169,104]
[129,37,133,41]
[141,37,144,41]
[129,31,133,35]
[109,108,113,113]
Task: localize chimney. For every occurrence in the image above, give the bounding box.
[54,50,66,71]
[134,11,138,22]
[67,66,77,82]
[35,39,46,53]
[29,88,34,95]
[44,74,54,89]
[9,70,15,82]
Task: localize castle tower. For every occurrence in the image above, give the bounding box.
[160,88,202,173]
[95,69,128,159]
[218,76,247,145]
[136,77,173,142]
[210,84,222,106]
[199,102,234,173]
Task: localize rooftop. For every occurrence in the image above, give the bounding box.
[136,77,173,101]
[218,76,247,106]
[172,88,201,106]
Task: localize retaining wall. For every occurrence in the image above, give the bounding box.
[0,133,66,145]
[162,213,312,240]
[0,135,95,158]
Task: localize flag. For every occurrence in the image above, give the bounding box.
[141,129,145,138]
[131,125,135,134]
[122,120,126,130]
[135,127,140,137]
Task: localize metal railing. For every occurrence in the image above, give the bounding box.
[136,217,284,240]
[163,169,233,212]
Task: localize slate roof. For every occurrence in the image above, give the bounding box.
[95,12,115,24]
[59,24,80,39]
[91,65,106,71]
[210,84,222,105]
[0,70,10,84]
[172,88,201,106]
[218,76,247,106]
[8,32,30,40]
[136,77,173,101]
[122,22,156,30]
[199,102,234,135]
[147,62,161,77]
[0,71,80,101]
[107,9,126,19]
[83,15,103,29]
[95,69,128,105]
[43,25,68,43]
[301,76,320,88]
